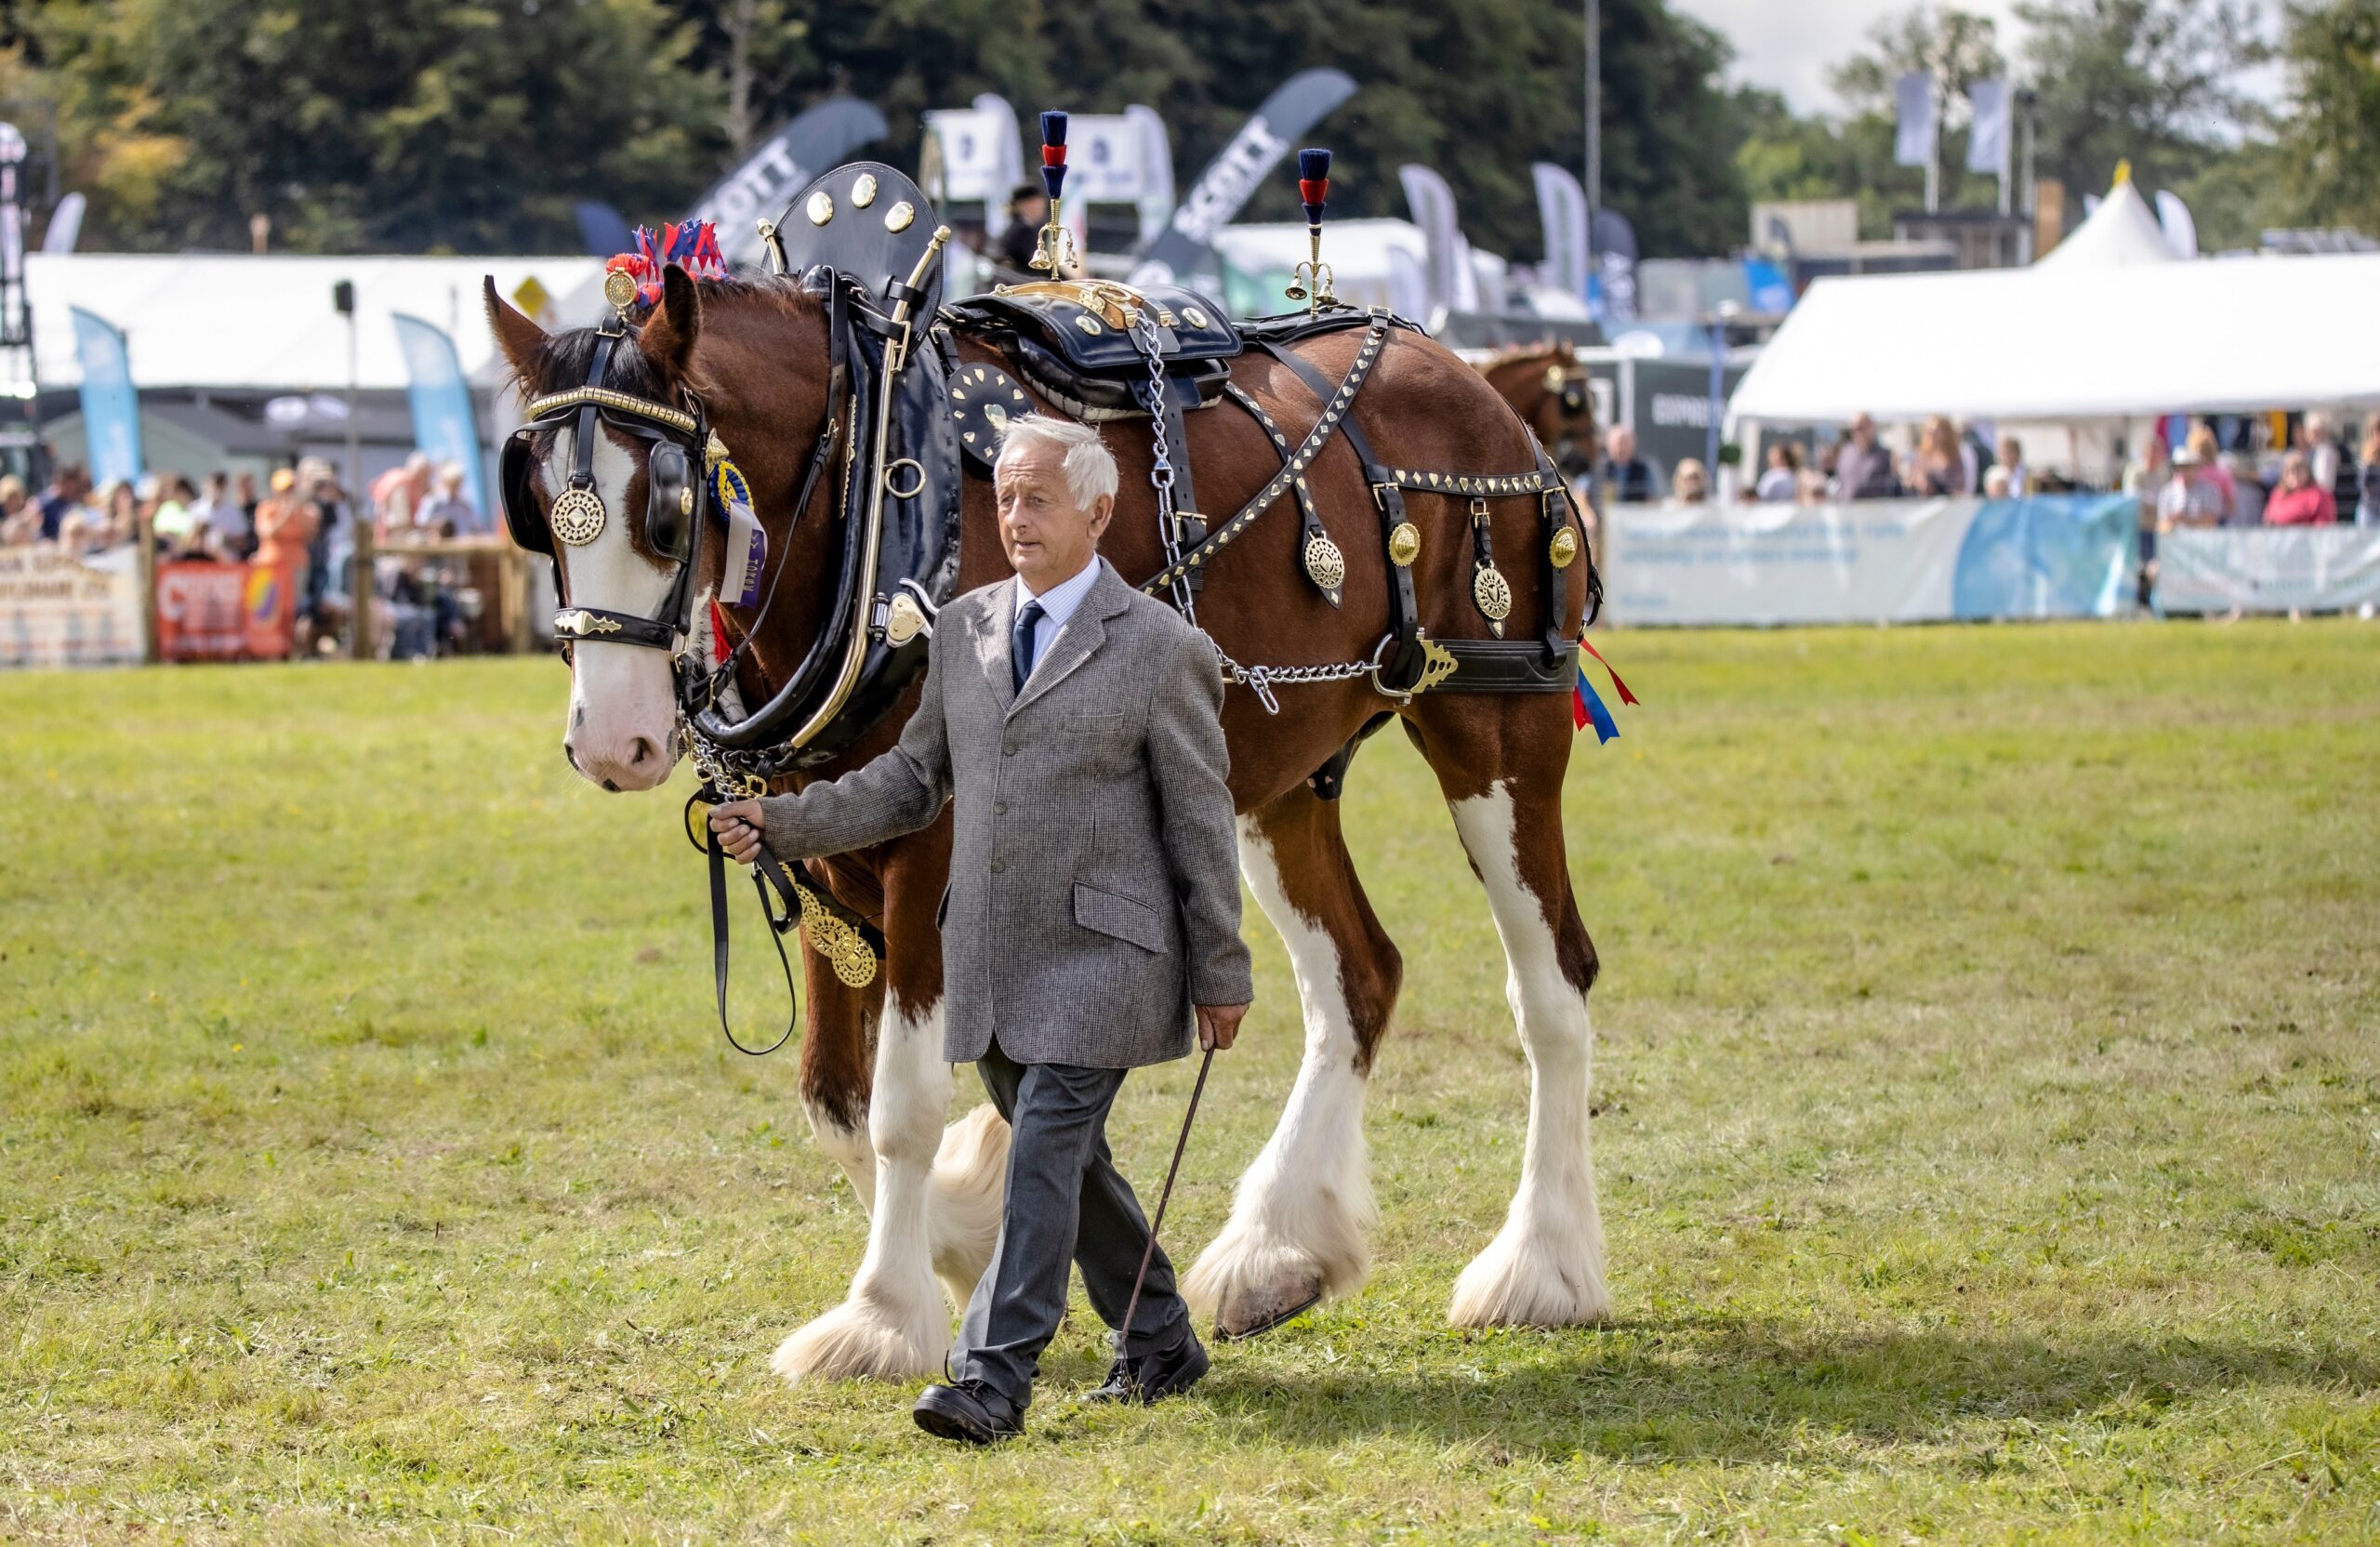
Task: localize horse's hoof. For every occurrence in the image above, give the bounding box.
[771,1291,949,1384]
[1448,1224,1611,1329]
[1211,1276,1324,1341]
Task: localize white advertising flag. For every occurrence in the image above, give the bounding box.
[1895,73,1937,169]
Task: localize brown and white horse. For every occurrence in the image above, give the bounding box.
[488,268,1608,1382]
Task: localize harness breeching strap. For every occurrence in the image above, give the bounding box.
[1258,338,1428,693]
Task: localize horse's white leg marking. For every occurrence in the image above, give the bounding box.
[555,427,678,790]
[1184,817,1375,1330]
[773,998,955,1382]
[802,1099,875,1210]
[1445,784,1610,1327]
[924,1101,1009,1310]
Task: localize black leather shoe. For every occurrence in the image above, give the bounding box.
[912,1381,1024,1445]
[1084,1330,1210,1405]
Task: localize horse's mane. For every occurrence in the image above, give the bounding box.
[1477,339,1580,374]
[510,272,822,403]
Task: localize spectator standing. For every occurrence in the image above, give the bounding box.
[1913,416,1971,496]
[419,461,479,533]
[1994,435,2030,497]
[0,475,35,544]
[1755,443,1800,502]
[1839,414,1902,499]
[2221,452,2268,526]
[1669,458,1709,506]
[371,452,433,542]
[2158,448,2226,530]
[148,475,194,543]
[1982,466,2013,498]
[2303,412,2359,515]
[255,468,319,637]
[1596,424,1659,506]
[2264,451,2337,526]
[995,185,1053,281]
[35,464,90,541]
[2186,424,2236,522]
[2357,416,2380,528]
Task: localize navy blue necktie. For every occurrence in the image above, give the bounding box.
[1012,597,1044,692]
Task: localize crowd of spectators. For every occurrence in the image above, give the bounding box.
[1583,407,2380,526]
[0,448,496,659]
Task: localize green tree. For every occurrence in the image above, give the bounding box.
[2273,0,2380,236]
[2013,0,2268,210]
[24,0,721,253]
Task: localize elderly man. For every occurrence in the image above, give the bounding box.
[1594,424,1658,507]
[708,416,1252,1445]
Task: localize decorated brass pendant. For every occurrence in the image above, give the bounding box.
[1474,563,1514,636]
[884,592,930,647]
[793,876,879,988]
[1302,532,1346,592]
[549,486,607,547]
[1549,525,1580,568]
[554,608,622,639]
[806,190,835,226]
[1387,522,1421,566]
[602,268,639,314]
[1412,634,1461,694]
[851,172,879,208]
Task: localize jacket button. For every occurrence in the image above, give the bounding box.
[995,800,1009,815]
[1002,742,1018,756]
[990,859,1006,873]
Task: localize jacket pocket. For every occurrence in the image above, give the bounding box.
[1073,881,1169,954]
[1066,710,1127,734]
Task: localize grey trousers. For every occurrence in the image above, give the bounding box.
[949,1035,1192,1408]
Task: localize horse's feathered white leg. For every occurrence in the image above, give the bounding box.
[1184,815,1380,1336]
[1445,784,1609,1327]
[774,998,955,1382]
[924,1101,1009,1310]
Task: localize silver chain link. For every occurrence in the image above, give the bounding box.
[1133,315,1197,622]
[1205,634,1395,715]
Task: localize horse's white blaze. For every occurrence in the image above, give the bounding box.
[554,426,679,791]
[774,997,956,1382]
[1445,784,1609,1326]
[1184,818,1375,1323]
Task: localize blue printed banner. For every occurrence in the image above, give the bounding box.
[390,313,488,524]
[70,307,141,488]
[1604,495,2138,627]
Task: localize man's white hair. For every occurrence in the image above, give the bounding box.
[995,415,1119,509]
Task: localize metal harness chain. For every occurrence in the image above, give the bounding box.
[1132,315,1197,622]
[1207,633,1409,715]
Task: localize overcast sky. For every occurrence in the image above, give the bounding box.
[1669,0,2030,114]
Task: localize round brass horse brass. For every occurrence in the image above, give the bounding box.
[851,172,879,208]
[1387,522,1421,566]
[806,190,835,226]
[883,201,916,233]
[1302,533,1346,590]
[602,269,639,312]
[1549,525,1580,568]
[549,486,607,547]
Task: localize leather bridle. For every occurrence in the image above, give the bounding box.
[498,321,707,655]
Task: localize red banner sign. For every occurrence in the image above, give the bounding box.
[155,562,296,662]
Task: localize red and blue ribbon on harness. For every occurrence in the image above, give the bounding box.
[1571,636,1638,745]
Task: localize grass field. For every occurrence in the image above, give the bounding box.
[3,620,2376,1545]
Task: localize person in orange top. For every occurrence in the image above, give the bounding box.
[253,468,319,581]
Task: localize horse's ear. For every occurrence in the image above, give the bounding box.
[484,275,549,380]
[638,263,701,382]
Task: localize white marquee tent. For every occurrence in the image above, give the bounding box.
[2034,178,2180,271]
[1726,250,2380,430]
[25,252,606,393]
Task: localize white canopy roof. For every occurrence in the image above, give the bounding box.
[2035,179,2178,271]
[26,252,606,394]
[1728,251,2380,424]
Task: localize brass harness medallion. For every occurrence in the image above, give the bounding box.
[1473,564,1514,621]
[1302,533,1346,591]
[1387,522,1421,566]
[549,486,607,547]
[1550,525,1580,568]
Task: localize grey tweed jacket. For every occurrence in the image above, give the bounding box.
[759,559,1253,1067]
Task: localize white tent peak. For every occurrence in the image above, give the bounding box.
[2036,178,2180,270]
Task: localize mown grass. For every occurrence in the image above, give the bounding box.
[1,619,2375,1544]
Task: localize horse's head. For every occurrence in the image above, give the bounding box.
[1503,340,1599,473]
[486,267,707,791]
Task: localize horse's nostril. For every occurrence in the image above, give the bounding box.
[627,735,657,769]
[563,742,581,772]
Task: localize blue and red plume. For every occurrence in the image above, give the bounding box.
[1297,147,1332,226]
[1038,110,1069,201]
